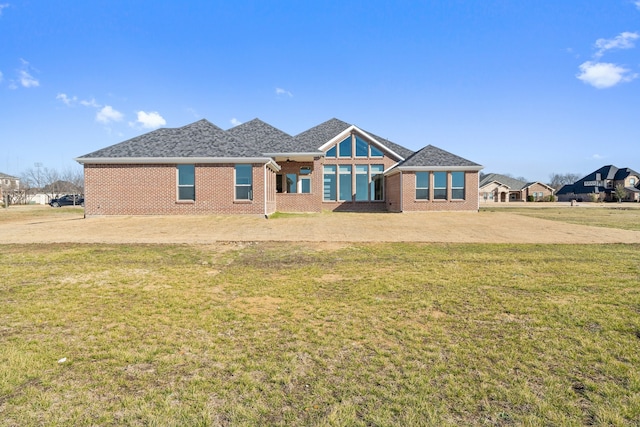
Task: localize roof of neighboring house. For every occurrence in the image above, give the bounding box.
[77,118,479,170]
[479,173,526,189]
[564,165,640,194]
[398,145,481,169]
[0,172,19,179]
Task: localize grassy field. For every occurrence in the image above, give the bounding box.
[1,241,639,426]
[481,205,640,231]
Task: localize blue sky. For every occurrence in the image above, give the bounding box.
[1,0,639,182]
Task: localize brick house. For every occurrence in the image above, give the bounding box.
[556,165,640,202]
[479,173,555,203]
[76,118,483,216]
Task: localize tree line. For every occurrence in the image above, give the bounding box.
[3,166,84,205]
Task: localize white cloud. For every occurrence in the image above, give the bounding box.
[230,117,242,126]
[0,4,9,16]
[635,1,640,11]
[594,32,639,58]
[80,98,100,108]
[133,111,166,129]
[592,154,604,160]
[275,87,293,97]
[16,59,39,88]
[56,93,77,106]
[577,61,638,88]
[96,105,124,124]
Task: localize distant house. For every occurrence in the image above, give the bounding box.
[0,172,20,205]
[479,173,554,203]
[556,165,640,202]
[75,118,483,216]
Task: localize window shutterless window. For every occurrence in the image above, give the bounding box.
[355,136,368,157]
[339,165,352,201]
[433,171,447,199]
[286,173,297,193]
[451,172,465,199]
[338,136,352,157]
[323,165,337,201]
[235,164,252,200]
[371,164,384,201]
[415,171,429,200]
[355,165,369,201]
[177,165,195,201]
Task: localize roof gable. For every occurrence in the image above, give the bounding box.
[226,119,296,153]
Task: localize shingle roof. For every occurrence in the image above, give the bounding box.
[293,118,352,152]
[399,145,481,168]
[226,119,297,153]
[0,172,19,179]
[77,118,480,170]
[78,119,263,159]
[479,173,528,190]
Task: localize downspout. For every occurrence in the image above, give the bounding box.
[264,164,268,218]
[400,172,404,212]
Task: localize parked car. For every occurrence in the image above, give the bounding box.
[49,194,84,207]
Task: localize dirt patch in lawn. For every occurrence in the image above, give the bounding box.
[1,205,640,244]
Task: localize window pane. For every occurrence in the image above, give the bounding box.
[355,165,368,201]
[323,165,336,201]
[301,177,311,193]
[451,171,464,188]
[276,174,283,193]
[338,136,352,157]
[339,165,352,201]
[179,187,195,200]
[235,186,251,200]
[370,145,383,157]
[286,173,297,193]
[416,172,429,189]
[416,189,429,199]
[177,165,194,185]
[326,146,336,158]
[370,165,384,201]
[235,165,252,185]
[355,136,368,157]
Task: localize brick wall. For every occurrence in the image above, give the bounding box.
[84,163,269,216]
[400,171,480,212]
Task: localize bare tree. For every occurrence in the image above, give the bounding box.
[548,173,582,190]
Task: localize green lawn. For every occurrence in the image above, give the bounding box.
[1,242,639,426]
[481,206,640,231]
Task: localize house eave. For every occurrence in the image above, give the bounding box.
[397,165,484,172]
[75,157,281,171]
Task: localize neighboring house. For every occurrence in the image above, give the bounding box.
[479,173,554,203]
[556,165,640,202]
[0,172,20,205]
[76,118,483,216]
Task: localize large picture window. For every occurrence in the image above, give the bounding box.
[416,171,429,200]
[451,172,465,199]
[177,165,195,201]
[235,164,252,200]
[433,171,447,200]
[355,165,369,201]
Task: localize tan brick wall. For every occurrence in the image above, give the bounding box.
[84,163,269,216]
[525,183,553,201]
[401,171,479,212]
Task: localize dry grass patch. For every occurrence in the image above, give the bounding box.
[1,242,639,425]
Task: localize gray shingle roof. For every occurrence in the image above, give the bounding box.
[479,173,528,190]
[399,145,481,168]
[77,118,479,170]
[78,119,264,159]
[226,119,297,153]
